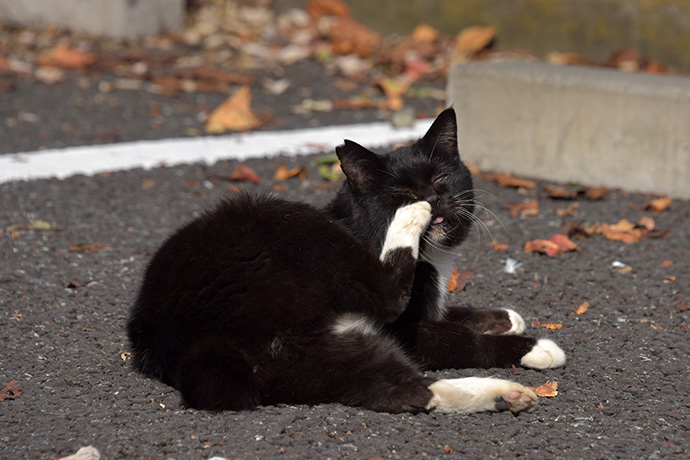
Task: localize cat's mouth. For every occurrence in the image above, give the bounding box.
[428,214,449,241]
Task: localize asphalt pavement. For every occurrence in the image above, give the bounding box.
[1,59,689,459]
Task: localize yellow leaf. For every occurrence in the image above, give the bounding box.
[205,86,262,134]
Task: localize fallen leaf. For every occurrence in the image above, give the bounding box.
[481,172,535,189]
[574,301,590,315]
[487,240,509,251]
[325,17,382,57]
[69,243,110,253]
[275,164,308,181]
[644,196,672,213]
[37,44,96,70]
[524,234,578,257]
[665,276,676,282]
[5,219,60,233]
[306,0,351,19]
[453,25,497,61]
[205,86,263,134]
[638,216,655,231]
[660,260,673,267]
[584,186,610,200]
[589,219,645,244]
[506,199,539,218]
[230,165,261,184]
[411,24,440,43]
[318,164,343,181]
[446,268,473,292]
[67,280,88,289]
[531,321,563,330]
[527,380,558,397]
[375,77,411,111]
[556,202,580,218]
[544,185,578,199]
[0,381,23,401]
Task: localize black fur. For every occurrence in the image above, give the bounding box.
[127,108,540,413]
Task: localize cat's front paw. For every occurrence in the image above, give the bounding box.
[396,201,432,233]
[520,339,566,369]
[380,202,432,260]
[427,377,538,414]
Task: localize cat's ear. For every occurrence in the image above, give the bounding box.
[422,107,459,160]
[336,140,382,191]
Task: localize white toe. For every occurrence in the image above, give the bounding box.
[520,339,566,369]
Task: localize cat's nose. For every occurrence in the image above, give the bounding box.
[425,195,441,206]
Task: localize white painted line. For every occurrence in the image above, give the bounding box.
[0,119,433,184]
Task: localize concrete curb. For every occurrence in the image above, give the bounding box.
[447,61,690,199]
[0,0,184,39]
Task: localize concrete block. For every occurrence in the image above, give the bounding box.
[0,0,184,39]
[448,61,690,199]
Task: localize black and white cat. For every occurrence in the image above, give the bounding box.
[127,108,565,414]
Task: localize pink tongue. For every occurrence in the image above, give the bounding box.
[433,216,444,225]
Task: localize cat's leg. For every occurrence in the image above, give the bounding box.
[444,305,526,335]
[176,333,261,411]
[394,320,565,371]
[374,201,432,321]
[427,377,537,414]
[380,201,432,261]
[257,323,538,414]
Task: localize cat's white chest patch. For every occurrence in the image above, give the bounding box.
[332,313,379,336]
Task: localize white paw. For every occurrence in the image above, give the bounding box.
[503,309,526,335]
[380,201,432,260]
[520,339,566,369]
[426,377,538,414]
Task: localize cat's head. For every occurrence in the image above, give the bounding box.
[334,107,475,255]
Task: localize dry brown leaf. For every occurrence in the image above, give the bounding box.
[454,25,497,57]
[306,0,351,19]
[275,164,308,181]
[524,234,578,257]
[37,44,96,70]
[327,17,382,57]
[205,86,263,134]
[375,77,411,111]
[487,240,509,251]
[591,219,645,244]
[644,196,672,214]
[230,165,261,184]
[481,172,535,189]
[545,185,578,200]
[584,186,610,200]
[556,202,580,218]
[506,199,539,218]
[446,268,473,292]
[638,216,655,231]
[660,260,673,267]
[69,243,110,253]
[411,24,439,43]
[0,381,23,401]
[527,380,559,397]
[530,321,563,330]
[574,301,590,315]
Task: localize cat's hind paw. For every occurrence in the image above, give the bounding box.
[520,339,566,369]
[426,377,538,414]
[503,309,526,335]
